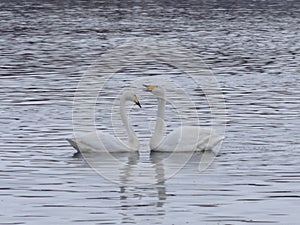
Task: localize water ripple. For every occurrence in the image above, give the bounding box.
[1,1,300,224]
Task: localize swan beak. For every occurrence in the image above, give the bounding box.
[133,96,142,108]
[136,101,142,108]
[143,84,157,92]
[135,100,142,108]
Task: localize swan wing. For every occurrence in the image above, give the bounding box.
[153,126,220,152]
[67,131,135,153]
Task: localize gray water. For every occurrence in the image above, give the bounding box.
[1,1,300,224]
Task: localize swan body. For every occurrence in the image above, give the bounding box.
[144,85,224,152]
[67,90,141,153]
[152,126,222,152]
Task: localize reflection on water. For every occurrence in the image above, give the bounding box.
[78,150,217,186]
[1,0,300,224]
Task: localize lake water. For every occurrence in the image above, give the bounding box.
[1,1,300,224]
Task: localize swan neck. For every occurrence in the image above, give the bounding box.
[120,98,138,149]
[156,96,165,128]
[151,96,166,149]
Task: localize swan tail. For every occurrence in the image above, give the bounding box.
[66,138,80,151]
[197,136,209,150]
[196,135,225,151]
[206,135,225,150]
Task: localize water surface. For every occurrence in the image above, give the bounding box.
[1,1,300,224]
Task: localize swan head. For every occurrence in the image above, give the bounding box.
[123,90,142,108]
[143,85,165,98]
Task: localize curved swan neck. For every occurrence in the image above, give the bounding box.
[120,96,138,149]
[151,95,166,149]
[155,96,165,132]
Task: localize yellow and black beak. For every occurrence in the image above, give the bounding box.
[133,95,142,108]
[143,84,157,92]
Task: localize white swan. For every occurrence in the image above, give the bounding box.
[67,90,141,153]
[144,85,224,152]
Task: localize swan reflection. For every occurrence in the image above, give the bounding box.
[73,150,216,224]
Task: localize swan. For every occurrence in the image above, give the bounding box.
[67,90,141,153]
[144,85,224,152]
